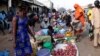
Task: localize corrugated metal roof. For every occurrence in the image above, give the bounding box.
[23,0,44,6]
[34,0,44,6]
[23,0,34,3]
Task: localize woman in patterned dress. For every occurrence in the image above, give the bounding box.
[12,6,35,56]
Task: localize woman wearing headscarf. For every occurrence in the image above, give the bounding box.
[74,4,85,27]
[74,4,85,42]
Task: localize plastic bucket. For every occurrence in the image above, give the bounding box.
[43,42,53,51]
[37,48,50,56]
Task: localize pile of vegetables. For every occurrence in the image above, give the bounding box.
[52,44,77,56]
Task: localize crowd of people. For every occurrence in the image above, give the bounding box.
[0,0,100,56]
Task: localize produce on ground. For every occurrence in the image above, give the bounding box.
[52,44,77,56]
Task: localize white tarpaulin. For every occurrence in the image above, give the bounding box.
[8,0,12,7]
[23,0,34,3]
[37,0,53,9]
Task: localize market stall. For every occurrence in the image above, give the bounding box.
[34,19,79,56]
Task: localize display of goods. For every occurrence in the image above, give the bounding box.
[54,44,68,50]
[59,23,66,27]
[66,37,73,42]
[57,19,62,23]
[59,29,66,34]
[54,27,60,33]
[65,31,72,37]
[54,34,64,39]
[55,39,66,44]
[52,44,77,56]
[35,30,42,36]
[35,36,51,42]
[52,22,57,27]
[70,39,76,45]
[54,22,57,25]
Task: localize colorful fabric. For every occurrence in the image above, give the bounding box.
[15,16,33,56]
[74,4,85,26]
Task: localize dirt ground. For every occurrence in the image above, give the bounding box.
[0,23,100,56]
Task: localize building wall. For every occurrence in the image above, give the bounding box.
[38,7,42,14]
[0,5,8,12]
[31,5,43,14]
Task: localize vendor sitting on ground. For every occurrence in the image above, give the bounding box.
[48,26,55,43]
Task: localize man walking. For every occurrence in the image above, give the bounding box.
[93,0,100,47]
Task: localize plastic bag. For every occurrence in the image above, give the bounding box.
[54,34,64,39]
[59,29,66,34]
[59,22,65,27]
[54,44,68,51]
[41,29,48,35]
[0,50,9,56]
[54,27,60,33]
[43,42,53,51]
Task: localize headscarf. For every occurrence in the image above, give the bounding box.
[74,4,85,26]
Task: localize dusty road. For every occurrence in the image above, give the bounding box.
[0,23,100,56]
